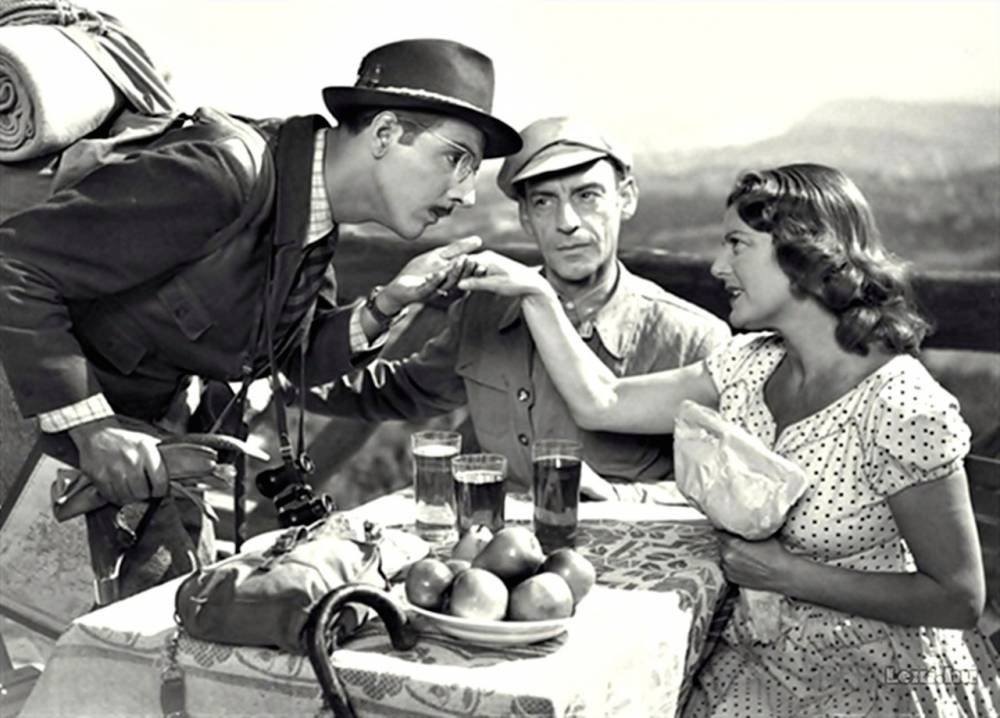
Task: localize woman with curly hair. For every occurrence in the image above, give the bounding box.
[459,164,999,716]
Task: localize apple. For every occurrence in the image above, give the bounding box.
[507,573,574,621]
[445,558,471,575]
[448,568,508,620]
[404,558,454,610]
[539,548,596,605]
[452,524,494,562]
[472,526,544,586]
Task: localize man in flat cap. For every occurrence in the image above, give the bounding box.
[0,38,520,598]
[310,116,729,499]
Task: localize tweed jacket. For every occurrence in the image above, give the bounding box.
[0,109,362,422]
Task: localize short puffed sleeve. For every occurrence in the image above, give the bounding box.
[704,331,780,395]
[866,363,971,497]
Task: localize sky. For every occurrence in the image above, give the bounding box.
[96,0,999,151]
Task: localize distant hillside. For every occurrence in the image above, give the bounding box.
[626,99,1000,269]
[659,98,1000,178]
[364,99,1000,270]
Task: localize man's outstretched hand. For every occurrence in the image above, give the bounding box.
[379,235,485,311]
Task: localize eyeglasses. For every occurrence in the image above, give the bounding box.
[400,118,481,183]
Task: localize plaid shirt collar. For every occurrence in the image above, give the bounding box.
[305,128,335,244]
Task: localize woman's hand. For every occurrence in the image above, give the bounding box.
[457,251,554,298]
[718,532,796,592]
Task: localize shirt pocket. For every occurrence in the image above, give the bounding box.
[76,306,148,375]
[157,273,214,341]
[455,354,511,441]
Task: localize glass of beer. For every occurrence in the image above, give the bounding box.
[451,453,507,535]
[410,431,462,542]
[532,439,582,552]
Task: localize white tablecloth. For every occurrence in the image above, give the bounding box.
[21,494,727,717]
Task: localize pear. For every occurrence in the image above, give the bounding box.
[452,524,494,562]
[445,558,472,575]
[508,573,574,621]
[449,568,508,620]
[539,548,596,605]
[471,526,544,586]
[404,558,454,610]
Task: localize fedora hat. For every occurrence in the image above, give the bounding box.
[323,39,521,159]
[497,116,633,198]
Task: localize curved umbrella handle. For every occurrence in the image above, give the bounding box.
[302,584,417,718]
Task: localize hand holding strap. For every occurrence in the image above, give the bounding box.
[51,434,267,521]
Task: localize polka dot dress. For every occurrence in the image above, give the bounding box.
[684,333,1000,718]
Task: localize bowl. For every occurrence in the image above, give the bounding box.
[405,602,572,646]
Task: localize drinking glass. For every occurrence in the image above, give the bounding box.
[410,431,462,542]
[531,439,582,551]
[451,453,507,535]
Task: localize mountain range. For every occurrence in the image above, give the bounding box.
[657,98,999,177]
[398,98,1000,271]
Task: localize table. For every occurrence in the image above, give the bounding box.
[20,493,728,717]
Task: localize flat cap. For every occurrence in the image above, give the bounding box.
[496,116,632,198]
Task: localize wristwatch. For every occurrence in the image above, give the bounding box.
[364,285,398,330]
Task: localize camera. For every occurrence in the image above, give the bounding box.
[255,462,335,527]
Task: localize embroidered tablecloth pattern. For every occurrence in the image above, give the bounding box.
[21,501,725,717]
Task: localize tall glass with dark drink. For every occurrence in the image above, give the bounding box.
[410,431,462,543]
[532,439,583,552]
[451,454,506,535]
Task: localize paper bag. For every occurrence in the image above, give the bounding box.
[673,400,811,642]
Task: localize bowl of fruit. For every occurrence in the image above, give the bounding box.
[403,525,596,646]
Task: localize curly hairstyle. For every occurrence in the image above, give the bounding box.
[726,163,929,356]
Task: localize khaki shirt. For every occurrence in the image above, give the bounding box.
[313,263,730,491]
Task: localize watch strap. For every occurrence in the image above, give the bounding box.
[364,285,396,329]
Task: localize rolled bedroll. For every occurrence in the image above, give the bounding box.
[0,1,175,163]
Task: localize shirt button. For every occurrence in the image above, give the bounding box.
[518,434,529,446]
[517,388,531,402]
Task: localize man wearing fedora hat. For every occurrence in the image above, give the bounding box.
[0,38,520,597]
[310,116,730,499]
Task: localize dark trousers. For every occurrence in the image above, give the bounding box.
[87,494,215,603]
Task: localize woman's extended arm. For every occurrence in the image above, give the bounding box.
[459,251,719,434]
[721,470,986,629]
